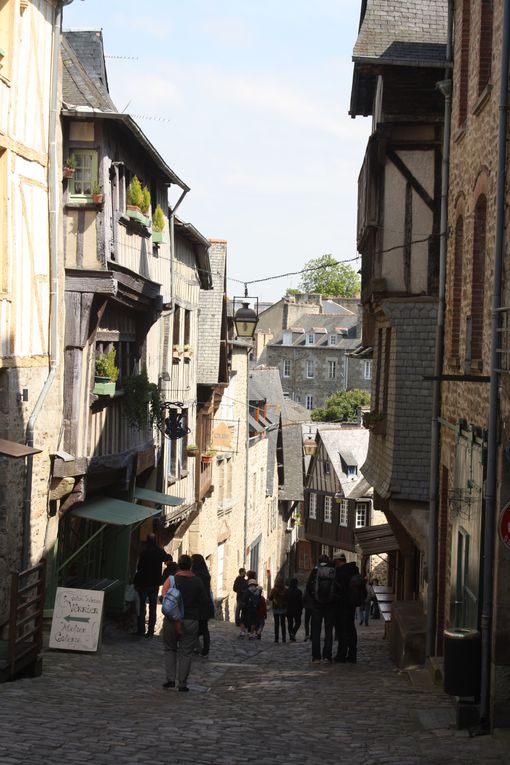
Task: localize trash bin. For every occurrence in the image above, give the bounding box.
[443,628,481,697]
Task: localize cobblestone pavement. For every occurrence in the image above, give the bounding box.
[0,616,507,765]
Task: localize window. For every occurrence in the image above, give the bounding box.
[305,395,313,410]
[458,0,471,126]
[309,492,317,519]
[321,544,330,557]
[347,465,358,479]
[306,333,315,346]
[283,359,291,378]
[329,334,337,346]
[69,150,98,200]
[470,195,487,360]
[355,502,368,528]
[451,216,464,358]
[324,460,330,475]
[478,0,493,95]
[324,496,333,523]
[339,500,348,526]
[363,360,372,380]
[306,360,314,378]
[328,360,336,380]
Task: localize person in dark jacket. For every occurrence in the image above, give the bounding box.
[162,554,209,691]
[306,554,336,662]
[268,577,288,643]
[161,555,178,584]
[133,533,170,637]
[191,553,214,656]
[333,552,360,663]
[240,579,261,637]
[286,578,303,641]
[233,567,248,627]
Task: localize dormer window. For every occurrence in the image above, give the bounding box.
[347,465,358,478]
[282,330,292,346]
[329,334,337,346]
[306,332,315,346]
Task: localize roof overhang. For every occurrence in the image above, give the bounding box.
[0,439,41,459]
[70,497,161,526]
[61,106,189,191]
[355,523,399,555]
[133,486,184,507]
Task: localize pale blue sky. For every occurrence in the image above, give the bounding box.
[64,0,371,301]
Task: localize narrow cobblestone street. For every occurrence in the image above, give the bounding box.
[1,617,507,765]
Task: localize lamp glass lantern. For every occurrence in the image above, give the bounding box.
[233,296,259,339]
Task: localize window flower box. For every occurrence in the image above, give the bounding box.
[362,411,386,436]
[93,376,116,396]
[152,231,167,244]
[127,205,150,227]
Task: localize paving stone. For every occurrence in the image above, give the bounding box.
[0,618,507,763]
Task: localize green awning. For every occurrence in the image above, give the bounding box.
[133,487,185,507]
[71,498,160,526]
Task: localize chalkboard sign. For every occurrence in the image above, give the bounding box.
[49,587,104,652]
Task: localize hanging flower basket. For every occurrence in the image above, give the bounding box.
[186,445,199,457]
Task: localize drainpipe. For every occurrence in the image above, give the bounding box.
[244,356,250,566]
[426,0,453,657]
[480,0,510,726]
[22,2,68,569]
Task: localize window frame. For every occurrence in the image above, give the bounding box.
[305,395,313,410]
[329,334,337,346]
[363,359,372,380]
[355,502,368,528]
[306,332,315,346]
[306,359,314,379]
[328,359,336,380]
[339,499,348,526]
[309,492,317,519]
[68,149,99,202]
[283,359,291,378]
[324,495,333,523]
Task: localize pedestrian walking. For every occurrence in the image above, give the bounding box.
[333,552,363,663]
[359,575,374,627]
[161,555,178,584]
[233,567,248,627]
[191,553,215,656]
[240,578,261,638]
[302,587,314,641]
[162,554,210,692]
[286,578,303,641]
[256,588,267,639]
[306,554,336,663]
[268,576,288,643]
[133,533,170,637]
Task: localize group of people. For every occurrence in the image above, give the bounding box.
[134,535,380,691]
[233,553,378,663]
[134,534,214,692]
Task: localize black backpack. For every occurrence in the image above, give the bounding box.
[314,565,336,604]
[348,573,366,607]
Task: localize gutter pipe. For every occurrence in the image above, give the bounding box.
[22,2,66,569]
[480,0,510,726]
[426,0,453,657]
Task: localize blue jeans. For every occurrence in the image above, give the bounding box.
[137,586,159,635]
[360,601,370,626]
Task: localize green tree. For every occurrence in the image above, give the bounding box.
[311,389,371,423]
[299,254,360,297]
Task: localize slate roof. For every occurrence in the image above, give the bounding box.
[62,32,116,112]
[249,368,304,501]
[270,313,359,348]
[318,427,372,500]
[352,0,448,66]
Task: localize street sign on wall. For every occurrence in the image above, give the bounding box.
[498,502,510,549]
[49,587,104,652]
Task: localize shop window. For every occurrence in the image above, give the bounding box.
[69,149,98,201]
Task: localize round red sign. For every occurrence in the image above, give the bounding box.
[499,503,510,548]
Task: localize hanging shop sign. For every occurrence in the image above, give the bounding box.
[498,502,510,549]
[49,587,104,652]
[212,421,234,451]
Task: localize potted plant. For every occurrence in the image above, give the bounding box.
[183,343,193,360]
[172,344,183,362]
[362,411,386,435]
[122,368,160,429]
[93,348,119,396]
[63,154,76,179]
[141,185,151,216]
[186,443,199,457]
[92,181,103,205]
[201,448,216,464]
[152,204,166,244]
[126,176,150,226]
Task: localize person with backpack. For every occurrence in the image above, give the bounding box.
[240,578,261,638]
[268,577,288,643]
[332,551,364,663]
[161,554,210,692]
[305,554,337,663]
[286,578,303,641]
